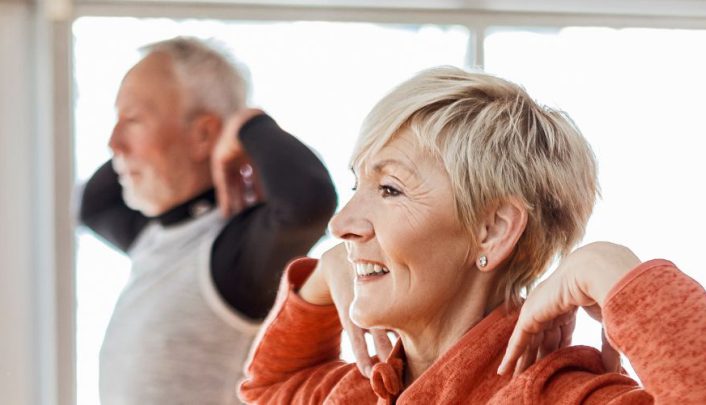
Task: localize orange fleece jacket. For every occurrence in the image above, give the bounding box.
[239,259,706,404]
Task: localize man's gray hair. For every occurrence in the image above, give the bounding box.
[141,37,248,120]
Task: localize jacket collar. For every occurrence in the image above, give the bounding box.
[369,303,519,403]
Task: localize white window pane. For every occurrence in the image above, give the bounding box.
[73,17,469,405]
[485,26,706,380]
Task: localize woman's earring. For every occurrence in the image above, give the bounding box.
[478,255,488,268]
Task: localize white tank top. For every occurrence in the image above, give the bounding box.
[99,209,261,405]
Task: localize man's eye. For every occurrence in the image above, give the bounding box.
[379,185,402,198]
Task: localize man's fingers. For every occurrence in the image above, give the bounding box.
[215,183,228,217]
[371,329,393,361]
[212,160,231,217]
[226,167,244,215]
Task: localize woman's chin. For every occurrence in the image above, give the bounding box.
[349,298,390,330]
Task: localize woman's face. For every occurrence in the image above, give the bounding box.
[329,129,476,331]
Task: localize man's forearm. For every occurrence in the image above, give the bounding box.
[237,115,337,226]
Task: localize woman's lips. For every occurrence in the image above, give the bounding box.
[354,262,389,277]
[353,262,390,283]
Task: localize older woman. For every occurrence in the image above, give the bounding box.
[239,67,706,404]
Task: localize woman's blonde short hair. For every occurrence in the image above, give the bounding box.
[352,66,599,305]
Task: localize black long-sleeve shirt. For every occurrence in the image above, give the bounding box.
[79,114,337,320]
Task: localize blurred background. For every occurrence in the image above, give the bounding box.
[2,1,706,404]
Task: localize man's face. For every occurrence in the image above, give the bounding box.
[109,53,194,216]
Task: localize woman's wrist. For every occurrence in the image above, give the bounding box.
[298,261,334,306]
[578,242,641,307]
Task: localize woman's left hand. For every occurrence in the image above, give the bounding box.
[298,243,394,378]
[497,242,641,376]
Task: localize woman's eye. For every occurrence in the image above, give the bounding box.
[379,185,402,198]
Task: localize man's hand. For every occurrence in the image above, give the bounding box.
[498,242,640,376]
[299,243,394,378]
[211,108,265,217]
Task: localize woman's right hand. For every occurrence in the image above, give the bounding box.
[498,242,639,376]
[299,243,394,378]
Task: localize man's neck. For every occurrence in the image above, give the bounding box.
[153,187,217,226]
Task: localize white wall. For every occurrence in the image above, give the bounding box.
[0,2,74,404]
[0,3,39,404]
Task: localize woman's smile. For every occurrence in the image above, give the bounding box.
[353,261,390,279]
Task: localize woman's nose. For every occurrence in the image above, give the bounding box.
[328,197,374,243]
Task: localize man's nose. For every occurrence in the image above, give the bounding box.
[108,123,125,154]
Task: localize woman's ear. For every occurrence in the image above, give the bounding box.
[474,198,528,272]
[188,113,222,162]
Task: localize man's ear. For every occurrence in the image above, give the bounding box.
[473,198,528,272]
[188,113,222,162]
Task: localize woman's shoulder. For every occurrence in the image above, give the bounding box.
[489,346,648,404]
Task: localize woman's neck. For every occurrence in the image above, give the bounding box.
[397,273,500,387]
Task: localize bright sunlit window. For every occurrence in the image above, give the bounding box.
[73,17,470,405]
[73,17,706,405]
[484,26,706,376]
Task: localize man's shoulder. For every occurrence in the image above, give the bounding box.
[129,209,225,255]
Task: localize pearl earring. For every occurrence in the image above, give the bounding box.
[478,255,488,268]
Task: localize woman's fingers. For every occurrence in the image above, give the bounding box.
[320,244,394,379]
[538,323,561,360]
[499,243,636,377]
[324,245,375,378]
[601,328,621,372]
[506,305,578,375]
[499,281,551,374]
[371,329,393,362]
[500,280,579,375]
[348,327,373,378]
[559,311,576,349]
[515,332,542,375]
[498,307,541,375]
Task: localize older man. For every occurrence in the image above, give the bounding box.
[79,37,337,404]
